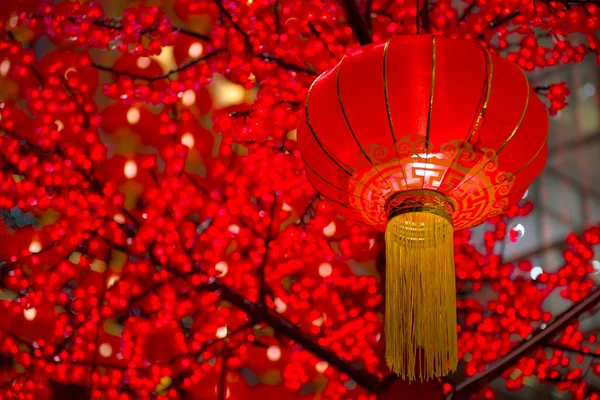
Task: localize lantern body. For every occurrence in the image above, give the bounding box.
[298,34,548,231]
[297,35,548,380]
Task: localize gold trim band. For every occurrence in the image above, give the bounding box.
[387,190,454,223]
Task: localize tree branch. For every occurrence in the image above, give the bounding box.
[173,26,211,41]
[258,195,277,304]
[218,349,230,400]
[449,286,600,399]
[59,76,90,129]
[342,0,373,45]
[204,278,382,391]
[214,0,253,51]
[547,342,600,359]
[258,54,317,75]
[418,0,431,33]
[477,11,520,39]
[459,1,478,23]
[365,0,374,30]
[87,250,112,395]
[297,193,319,226]
[92,50,225,81]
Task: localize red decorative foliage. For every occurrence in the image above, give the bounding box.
[0,1,599,399]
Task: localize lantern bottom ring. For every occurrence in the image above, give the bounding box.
[387,189,454,223]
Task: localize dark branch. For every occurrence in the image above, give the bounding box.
[33,14,211,41]
[307,23,337,58]
[297,193,319,226]
[365,0,374,30]
[418,0,431,33]
[173,26,211,41]
[214,0,253,51]
[548,342,600,359]
[477,11,520,39]
[91,50,225,81]
[459,1,478,23]
[87,249,113,397]
[258,54,317,75]
[258,195,277,304]
[342,0,373,45]
[218,350,229,400]
[204,278,382,391]
[60,76,90,129]
[449,286,600,399]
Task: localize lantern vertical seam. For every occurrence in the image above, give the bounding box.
[302,154,377,204]
[316,193,381,225]
[500,135,547,181]
[474,135,548,202]
[424,37,436,145]
[466,47,494,144]
[449,69,530,196]
[421,36,436,189]
[383,39,409,189]
[456,135,548,228]
[495,75,530,155]
[315,192,366,212]
[301,169,383,224]
[304,76,383,196]
[335,57,395,194]
[437,43,493,192]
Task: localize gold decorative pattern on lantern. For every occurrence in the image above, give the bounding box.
[314,134,518,231]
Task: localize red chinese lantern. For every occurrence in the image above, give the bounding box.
[297,35,548,380]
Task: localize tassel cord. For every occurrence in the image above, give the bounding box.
[384,211,458,381]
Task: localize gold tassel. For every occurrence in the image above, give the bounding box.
[384,209,457,381]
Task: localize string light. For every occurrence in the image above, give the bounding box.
[23,308,37,321]
[216,326,228,339]
[181,90,196,106]
[318,262,332,278]
[0,60,11,77]
[316,361,328,373]
[215,261,228,277]
[274,298,287,313]
[126,107,140,124]
[322,222,336,237]
[188,42,203,58]
[267,345,281,361]
[99,343,112,357]
[136,57,151,69]
[107,275,120,288]
[181,132,195,148]
[28,240,42,254]
[124,160,138,179]
[531,266,544,280]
